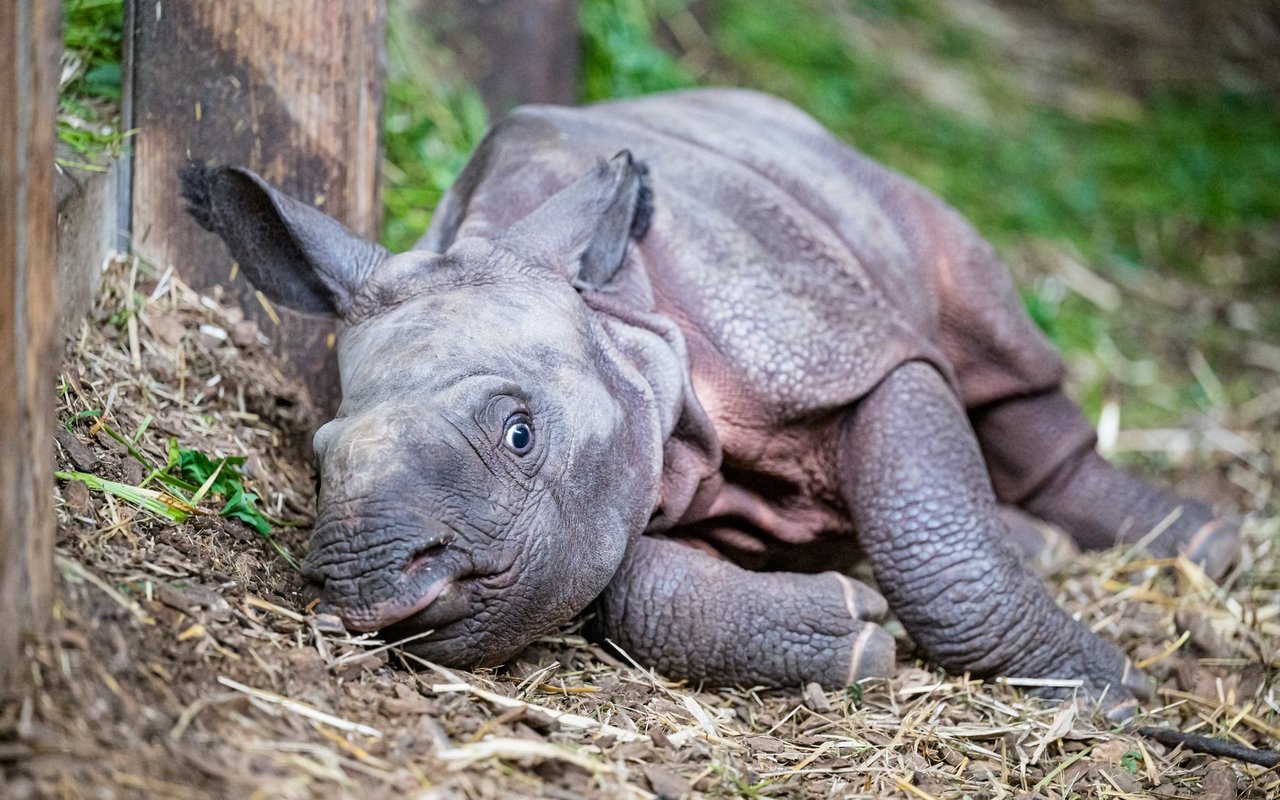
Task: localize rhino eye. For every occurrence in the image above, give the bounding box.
[503,418,534,455]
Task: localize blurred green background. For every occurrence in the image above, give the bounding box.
[58,0,129,164]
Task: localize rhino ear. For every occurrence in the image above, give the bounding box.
[180,163,387,316]
[503,150,652,291]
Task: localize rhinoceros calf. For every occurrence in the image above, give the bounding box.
[183,88,1239,716]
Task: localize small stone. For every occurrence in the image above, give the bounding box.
[1199,761,1237,800]
[1175,610,1230,659]
[220,302,244,325]
[593,734,617,749]
[1107,767,1142,794]
[54,427,99,472]
[380,691,437,717]
[231,320,259,347]
[803,681,832,713]
[745,735,785,754]
[643,764,692,800]
[119,458,143,486]
[311,613,346,634]
[145,313,186,347]
[63,478,93,516]
[156,581,232,620]
[648,727,673,749]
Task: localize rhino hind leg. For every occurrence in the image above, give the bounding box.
[839,361,1151,716]
[998,505,1079,575]
[971,388,1241,580]
[588,536,895,689]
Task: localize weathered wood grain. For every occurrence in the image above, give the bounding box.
[418,0,580,116]
[0,0,60,692]
[56,158,121,338]
[130,0,385,418]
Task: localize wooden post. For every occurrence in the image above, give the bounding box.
[130,1,385,418]
[0,0,60,692]
[420,0,580,117]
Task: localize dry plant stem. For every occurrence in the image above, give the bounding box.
[1137,726,1280,768]
[396,649,653,744]
[216,676,383,738]
[429,682,647,744]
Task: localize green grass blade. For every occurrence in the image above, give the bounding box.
[57,470,196,523]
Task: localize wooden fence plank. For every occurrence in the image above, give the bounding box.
[421,0,581,116]
[0,0,61,692]
[130,0,385,418]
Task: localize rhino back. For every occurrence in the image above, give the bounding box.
[424,88,1059,422]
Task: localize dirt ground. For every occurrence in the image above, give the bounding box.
[0,238,1277,799]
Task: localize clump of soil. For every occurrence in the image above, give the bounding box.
[1,255,1277,798]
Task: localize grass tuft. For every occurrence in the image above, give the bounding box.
[60,416,298,570]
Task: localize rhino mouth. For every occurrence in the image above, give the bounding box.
[378,579,476,637]
[303,529,476,633]
[333,576,453,632]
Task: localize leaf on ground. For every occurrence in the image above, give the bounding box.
[219,486,272,535]
[178,448,248,497]
[1120,750,1141,774]
[175,447,273,536]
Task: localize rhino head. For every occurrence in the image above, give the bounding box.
[181,154,679,666]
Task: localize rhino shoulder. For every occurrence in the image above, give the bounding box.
[418,107,580,253]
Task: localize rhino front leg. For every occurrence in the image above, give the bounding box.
[839,362,1152,715]
[588,536,895,689]
[971,388,1241,579]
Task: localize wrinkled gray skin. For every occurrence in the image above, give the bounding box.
[183,88,1240,717]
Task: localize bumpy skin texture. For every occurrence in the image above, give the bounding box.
[838,362,1153,712]
[591,536,895,688]
[185,88,1240,713]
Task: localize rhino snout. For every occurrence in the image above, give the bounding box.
[302,524,468,632]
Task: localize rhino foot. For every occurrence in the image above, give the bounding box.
[589,536,895,689]
[1027,448,1242,581]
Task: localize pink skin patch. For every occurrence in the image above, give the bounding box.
[339,578,452,632]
